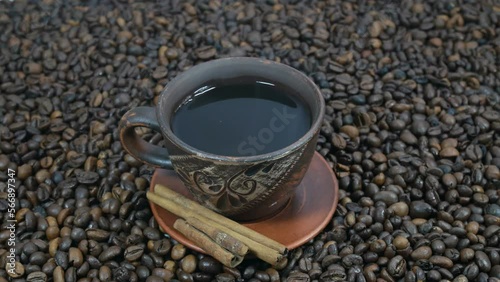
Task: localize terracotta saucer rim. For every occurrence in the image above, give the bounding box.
[149,151,338,253]
[286,153,338,249]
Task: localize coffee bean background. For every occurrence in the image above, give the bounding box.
[1,0,500,281]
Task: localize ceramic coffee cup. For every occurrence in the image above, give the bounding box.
[119,57,324,221]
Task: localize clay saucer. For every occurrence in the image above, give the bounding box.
[149,151,339,253]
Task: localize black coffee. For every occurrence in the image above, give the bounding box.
[171,82,311,156]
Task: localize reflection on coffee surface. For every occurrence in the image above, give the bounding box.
[171,82,311,157]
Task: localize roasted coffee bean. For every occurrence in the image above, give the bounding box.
[387,255,406,278]
[86,229,110,242]
[68,248,83,268]
[65,267,77,282]
[475,251,491,272]
[99,246,122,262]
[171,244,186,260]
[181,255,197,274]
[215,273,236,282]
[53,266,64,282]
[429,255,453,268]
[54,251,69,270]
[113,266,131,282]
[198,256,222,274]
[410,201,434,218]
[153,239,171,256]
[136,265,150,281]
[30,252,48,266]
[152,268,174,281]
[99,265,112,282]
[124,246,144,262]
[320,267,346,281]
[26,271,47,282]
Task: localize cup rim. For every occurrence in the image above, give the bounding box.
[157,57,325,163]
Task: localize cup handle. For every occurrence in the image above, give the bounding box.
[119,106,173,169]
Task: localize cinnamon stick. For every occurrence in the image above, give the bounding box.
[173,219,243,267]
[154,184,287,255]
[146,191,284,265]
[186,217,249,256]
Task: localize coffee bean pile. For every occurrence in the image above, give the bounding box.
[0,0,499,281]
